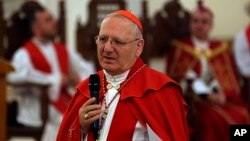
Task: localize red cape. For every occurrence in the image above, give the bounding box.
[57,58,189,141]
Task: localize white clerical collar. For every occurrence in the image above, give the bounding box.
[192,36,209,51]
[32,37,53,47]
[103,69,130,84]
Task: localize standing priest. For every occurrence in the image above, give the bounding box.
[8,5,95,141]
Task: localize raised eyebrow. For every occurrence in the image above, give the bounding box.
[98,34,126,43]
[112,37,126,43]
[98,35,108,38]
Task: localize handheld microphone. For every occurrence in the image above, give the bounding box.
[89,74,100,139]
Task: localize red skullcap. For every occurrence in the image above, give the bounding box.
[114,10,143,32]
[196,1,213,18]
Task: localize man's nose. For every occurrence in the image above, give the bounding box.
[103,39,114,52]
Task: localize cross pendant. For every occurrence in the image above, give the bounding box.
[102,109,108,120]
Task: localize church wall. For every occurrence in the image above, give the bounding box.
[180,0,249,40]
[3,0,249,49]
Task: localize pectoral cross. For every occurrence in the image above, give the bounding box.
[102,108,108,120]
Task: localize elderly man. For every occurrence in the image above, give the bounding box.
[57,10,188,141]
[166,2,250,141]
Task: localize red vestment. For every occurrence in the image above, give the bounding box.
[24,40,71,114]
[167,38,250,141]
[57,58,189,141]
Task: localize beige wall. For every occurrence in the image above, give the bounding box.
[180,0,249,39]
[147,0,249,39]
[3,0,250,48]
[3,0,28,19]
[38,0,141,49]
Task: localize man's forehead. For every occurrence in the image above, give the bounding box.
[102,15,134,26]
[101,16,134,31]
[192,11,212,19]
[99,17,135,39]
[36,10,51,18]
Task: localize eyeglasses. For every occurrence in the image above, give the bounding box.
[95,35,140,48]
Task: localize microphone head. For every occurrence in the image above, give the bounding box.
[89,74,100,91]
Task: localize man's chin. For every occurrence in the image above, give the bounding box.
[101,64,118,71]
[101,60,117,65]
[43,34,56,41]
[102,65,116,70]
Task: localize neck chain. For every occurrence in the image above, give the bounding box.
[100,64,146,128]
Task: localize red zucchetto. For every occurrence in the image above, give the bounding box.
[113,10,143,32]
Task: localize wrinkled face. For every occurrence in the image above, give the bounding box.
[97,16,144,76]
[190,11,213,40]
[34,11,58,40]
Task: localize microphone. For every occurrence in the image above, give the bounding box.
[89,74,100,139]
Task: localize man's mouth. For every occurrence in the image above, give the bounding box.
[103,56,116,63]
[104,56,115,60]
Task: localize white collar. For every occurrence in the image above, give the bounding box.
[103,69,130,84]
[192,36,209,50]
[32,37,53,47]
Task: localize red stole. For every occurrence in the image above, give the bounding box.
[24,40,69,74]
[206,41,241,98]
[56,58,188,141]
[167,38,200,82]
[24,40,71,114]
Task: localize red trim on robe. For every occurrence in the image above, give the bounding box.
[56,58,189,141]
[24,40,71,114]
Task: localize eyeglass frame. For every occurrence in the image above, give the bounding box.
[95,35,141,48]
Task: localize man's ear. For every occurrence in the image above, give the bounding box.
[136,39,144,58]
[31,23,38,35]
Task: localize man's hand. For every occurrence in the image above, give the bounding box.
[60,74,68,87]
[79,98,102,135]
[68,72,81,86]
[60,73,80,87]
